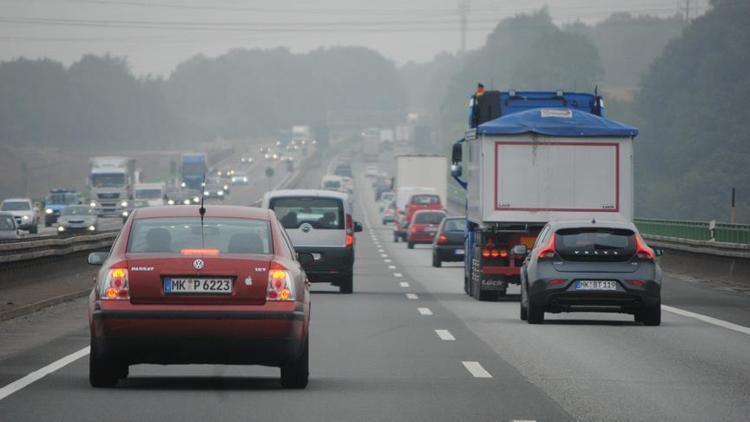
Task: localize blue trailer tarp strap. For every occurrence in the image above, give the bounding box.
[477,108,638,137]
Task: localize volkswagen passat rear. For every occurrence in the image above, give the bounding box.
[87,205,311,388]
[519,220,662,325]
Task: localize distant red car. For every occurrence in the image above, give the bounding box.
[87,205,311,388]
[404,194,442,225]
[407,210,447,249]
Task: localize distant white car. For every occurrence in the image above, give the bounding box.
[365,165,379,178]
[231,171,249,185]
[57,205,99,234]
[0,198,39,234]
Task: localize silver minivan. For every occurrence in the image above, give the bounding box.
[262,189,362,293]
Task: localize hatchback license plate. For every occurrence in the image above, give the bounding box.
[164,278,233,294]
[455,249,465,255]
[576,280,617,291]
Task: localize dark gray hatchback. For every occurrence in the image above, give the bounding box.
[517,220,663,325]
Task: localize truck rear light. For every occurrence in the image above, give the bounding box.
[437,234,448,244]
[498,249,508,258]
[100,267,129,300]
[547,279,566,286]
[537,233,557,259]
[482,248,490,258]
[267,265,295,301]
[635,234,655,260]
[490,249,499,258]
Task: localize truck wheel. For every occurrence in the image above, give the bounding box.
[339,273,353,294]
[432,253,441,267]
[407,241,414,249]
[636,301,661,326]
[527,298,544,324]
[281,336,309,389]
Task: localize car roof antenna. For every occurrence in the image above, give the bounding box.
[199,174,206,248]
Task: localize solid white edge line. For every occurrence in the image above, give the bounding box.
[399,282,410,288]
[406,293,418,300]
[663,305,750,336]
[0,346,90,401]
[462,361,492,378]
[418,307,433,315]
[435,329,456,341]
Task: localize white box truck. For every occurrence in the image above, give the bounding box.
[452,91,638,300]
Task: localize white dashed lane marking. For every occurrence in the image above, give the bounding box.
[388,265,396,270]
[393,273,403,278]
[406,293,418,300]
[462,361,492,378]
[435,330,455,341]
[399,282,410,288]
[418,307,433,316]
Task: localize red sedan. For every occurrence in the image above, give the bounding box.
[407,210,447,249]
[87,205,311,388]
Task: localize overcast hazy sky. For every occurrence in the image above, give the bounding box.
[0,0,707,76]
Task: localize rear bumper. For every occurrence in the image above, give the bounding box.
[294,245,353,282]
[434,245,465,262]
[91,308,306,365]
[529,280,660,313]
[407,232,437,243]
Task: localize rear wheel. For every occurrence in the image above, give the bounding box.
[89,339,123,388]
[393,232,399,242]
[636,301,661,326]
[407,241,414,249]
[432,253,441,267]
[338,273,353,294]
[520,283,529,320]
[281,336,309,389]
[526,297,544,324]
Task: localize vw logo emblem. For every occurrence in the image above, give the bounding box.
[193,259,205,270]
[300,223,312,233]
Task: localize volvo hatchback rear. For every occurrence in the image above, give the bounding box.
[87,205,311,388]
[519,220,662,325]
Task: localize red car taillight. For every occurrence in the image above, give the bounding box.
[537,233,557,259]
[100,266,129,300]
[635,233,655,260]
[266,264,295,301]
[437,234,448,244]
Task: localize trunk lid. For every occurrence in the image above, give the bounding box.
[125,254,271,305]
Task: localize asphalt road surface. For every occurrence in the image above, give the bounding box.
[1,155,749,421]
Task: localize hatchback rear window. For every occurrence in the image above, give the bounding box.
[128,218,272,254]
[323,181,341,189]
[411,195,440,205]
[555,227,635,261]
[443,219,465,232]
[269,197,344,230]
[414,212,446,224]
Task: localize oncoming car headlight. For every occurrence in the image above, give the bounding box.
[120,201,128,207]
[45,208,53,214]
[167,199,175,205]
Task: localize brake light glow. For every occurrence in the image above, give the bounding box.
[635,234,655,260]
[180,248,220,256]
[100,267,129,300]
[437,234,448,244]
[345,234,354,247]
[267,265,295,301]
[482,248,490,258]
[537,233,557,259]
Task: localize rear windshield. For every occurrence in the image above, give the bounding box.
[1,201,30,211]
[128,218,272,254]
[269,197,344,230]
[323,181,341,189]
[443,219,465,232]
[555,227,635,261]
[62,206,95,216]
[411,195,440,205]
[414,212,446,224]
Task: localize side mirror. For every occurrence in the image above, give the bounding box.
[451,140,463,164]
[354,222,363,233]
[297,252,314,266]
[510,244,528,256]
[87,252,108,265]
[654,248,664,257]
[450,164,462,178]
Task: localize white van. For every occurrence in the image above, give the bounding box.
[262,189,363,293]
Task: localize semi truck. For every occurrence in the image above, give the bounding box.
[362,128,380,162]
[451,90,638,301]
[89,156,137,217]
[180,153,207,191]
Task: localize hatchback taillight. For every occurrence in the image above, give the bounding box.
[635,234,655,260]
[267,266,295,301]
[437,234,448,244]
[100,267,129,300]
[537,233,557,259]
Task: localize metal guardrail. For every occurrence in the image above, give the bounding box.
[0,231,117,264]
[634,218,750,245]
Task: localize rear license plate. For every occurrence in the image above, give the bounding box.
[164,278,233,294]
[455,249,465,255]
[311,253,323,261]
[575,280,617,291]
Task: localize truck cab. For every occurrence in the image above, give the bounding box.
[452,90,638,301]
[89,156,136,217]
